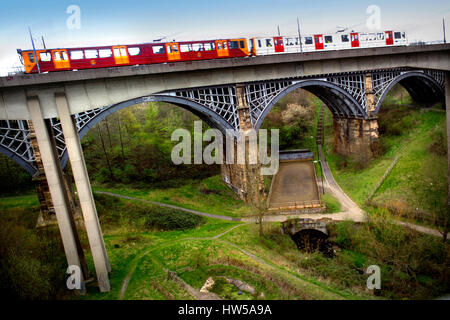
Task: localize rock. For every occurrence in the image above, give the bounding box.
[200,276,215,293]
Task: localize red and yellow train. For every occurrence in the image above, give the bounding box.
[18,30,407,74]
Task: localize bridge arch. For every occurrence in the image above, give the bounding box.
[375,72,445,113]
[254,80,367,130]
[60,94,234,170]
[0,144,36,175]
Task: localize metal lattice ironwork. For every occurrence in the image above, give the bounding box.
[424,69,445,88]
[0,119,35,165]
[327,74,367,109]
[0,68,445,176]
[49,107,106,159]
[371,70,402,107]
[245,80,293,126]
[169,86,240,130]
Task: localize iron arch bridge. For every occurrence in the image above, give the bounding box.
[0,68,444,176]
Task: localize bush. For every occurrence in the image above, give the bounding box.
[143,207,205,231]
[332,210,450,299]
[0,215,67,300]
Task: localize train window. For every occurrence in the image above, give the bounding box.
[70,51,84,59]
[193,43,204,51]
[62,51,68,60]
[266,39,273,47]
[295,37,299,45]
[368,33,376,41]
[285,38,293,46]
[99,49,112,58]
[39,52,51,62]
[207,43,215,50]
[120,47,128,56]
[377,33,385,40]
[128,47,140,56]
[152,46,165,54]
[239,41,245,49]
[180,44,192,52]
[229,41,239,49]
[85,50,98,59]
[360,34,368,41]
[53,51,61,61]
[351,34,359,41]
[305,37,313,45]
[28,52,35,63]
[341,35,349,42]
[325,36,333,43]
[258,40,262,48]
[394,32,402,39]
[401,32,406,39]
[217,42,222,50]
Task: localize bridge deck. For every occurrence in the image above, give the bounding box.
[268,160,320,210]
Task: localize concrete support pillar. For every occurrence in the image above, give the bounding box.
[55,93,111,292]
[27,96,87,291]
[333,117,380,159]
[220,85,265,203]
[445,72,450,210]
[29,120,83,228]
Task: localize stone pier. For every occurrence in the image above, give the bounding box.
[220,85,265,203]
[333,117,380,159]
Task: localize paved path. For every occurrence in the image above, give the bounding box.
[318,145,366,222]
[268,161,319,207]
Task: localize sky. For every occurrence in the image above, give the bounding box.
[0,0,449,74]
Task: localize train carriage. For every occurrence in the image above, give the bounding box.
[18,30,407,73]
[19,38,250,74]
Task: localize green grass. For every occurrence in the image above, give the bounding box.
[321,194,341,213]
[0,193,39,210]
[323,105,446,211]
[93,175,252,218]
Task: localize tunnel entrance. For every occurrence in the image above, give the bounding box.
[290,229,334,257]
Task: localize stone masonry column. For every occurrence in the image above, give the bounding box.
[55,93,111,292]
[332,73,380,159]
[333,117,379,159]
[27,96,87,292]
[220,85,265,203]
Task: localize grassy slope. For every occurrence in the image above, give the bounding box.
[323,104,446,214]
[93,175,252,218]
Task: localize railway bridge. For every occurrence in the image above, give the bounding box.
[0,43,449,292]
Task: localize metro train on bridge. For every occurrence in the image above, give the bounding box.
[18,30,407,74]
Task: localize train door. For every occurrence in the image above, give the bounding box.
[112,46,130,64]
[350,33,360,48]
[314,35,324,50]
[166,43,181,61]
[51,49,71,69]
[385,31,393,45]
[274,36,284,53]
[215,40,229,57]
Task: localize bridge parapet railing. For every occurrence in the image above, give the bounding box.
[268,200,324,211]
